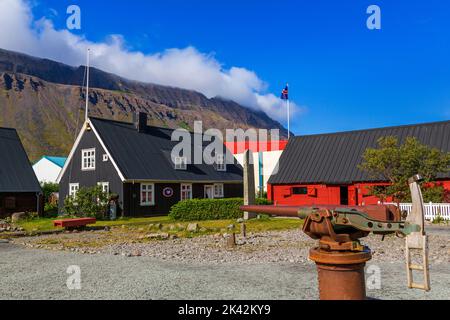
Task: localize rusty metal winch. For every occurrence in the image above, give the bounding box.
[240,176,429,300]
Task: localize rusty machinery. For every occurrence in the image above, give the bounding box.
[240,175,430,300]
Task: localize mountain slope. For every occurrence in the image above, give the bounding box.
[0,48,288,162]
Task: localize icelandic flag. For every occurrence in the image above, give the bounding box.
[280,84,289,100]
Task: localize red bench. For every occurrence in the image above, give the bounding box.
[53,218,96,229]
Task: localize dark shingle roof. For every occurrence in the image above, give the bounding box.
[90,117,243,182]
[0,128,42,192]
[269,120,450,185]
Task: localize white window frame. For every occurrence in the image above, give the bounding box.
[69,183,79,198]
[180,184,193,201]
[204,185,214,199]
[103,154,109,162]
[140,183,155,206]
[81,148,96,171]
[216,154,226,172]
[174,156,187,170]
[97,182,110,194]
[214,183,224,198]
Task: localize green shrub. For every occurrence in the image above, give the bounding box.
[63,185,109,219]
[43,203,59,218]
[169,197,272,221]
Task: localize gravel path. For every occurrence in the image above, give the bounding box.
[1,226,449,300]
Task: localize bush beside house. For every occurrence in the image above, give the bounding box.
[169,198,272,221]
[63,186,110,219]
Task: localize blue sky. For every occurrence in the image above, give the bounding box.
[28,0,450,135]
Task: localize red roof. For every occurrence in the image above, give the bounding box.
[225,140,288,154]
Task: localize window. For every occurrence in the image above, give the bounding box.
[140,183,155,206]
[82,148,96,170]
[216,154,226,172]
[103,154,109,162]
[181,184,193,201]
[214,183,224,198]
[97,182,109,194]
[292,187,308,195]
[174,157,187,170]
[69,183,79,198]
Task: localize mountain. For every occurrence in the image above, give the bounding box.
[0,48,288,162]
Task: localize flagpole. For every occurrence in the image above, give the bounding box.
[288,98,291,139]
[85,48,90,123]
[287,83,290,140]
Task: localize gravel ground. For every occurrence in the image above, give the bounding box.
[1,225,449,300]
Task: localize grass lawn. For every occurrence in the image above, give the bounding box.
[14,216,303,236]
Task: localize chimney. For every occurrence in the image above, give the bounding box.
[135,112,147,133]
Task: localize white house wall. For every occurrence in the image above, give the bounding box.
[33,158,62,183]
[232,150,283,195]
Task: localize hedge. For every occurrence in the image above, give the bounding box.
[168,198,272,221]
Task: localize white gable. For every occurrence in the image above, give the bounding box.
[33,158,62,184]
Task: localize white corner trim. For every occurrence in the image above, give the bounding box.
[90,121,126,182]
[56,123,88,183]
[56,120,126,183]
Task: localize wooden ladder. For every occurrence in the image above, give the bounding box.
[405,175,430,292]
[405,234,430,291]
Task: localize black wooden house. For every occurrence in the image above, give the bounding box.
[57,113,243,216]
[0,127,43,217]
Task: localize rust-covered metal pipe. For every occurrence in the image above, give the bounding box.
[240,204,402,222]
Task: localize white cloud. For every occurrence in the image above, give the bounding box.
[0,0,302,123]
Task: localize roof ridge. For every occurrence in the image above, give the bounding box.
[293,119,450,139]
[89,116,220,137]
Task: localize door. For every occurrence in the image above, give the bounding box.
[204,185,214,199]
[340,186,349,205]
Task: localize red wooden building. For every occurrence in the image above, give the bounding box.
[268,121,450,206]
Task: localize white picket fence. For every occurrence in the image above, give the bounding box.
[383,202,450,221]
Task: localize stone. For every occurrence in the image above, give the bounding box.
[146,232,169,240]
[227,224,235,230]
[11,212,28,223]
[187,223,199,232]
[237,218,244,223]
[154,223,163,230]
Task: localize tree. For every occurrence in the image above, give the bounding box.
[41,182,59,202]
[359,136,450,203]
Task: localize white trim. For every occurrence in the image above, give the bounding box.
[69,183,79,198]
[123,179,242,184]
[180,183,193,201]
[214,183,224,198]
[97,181,110,194]
[90,121,126,181]
[216,154,227,172]
[174,156,187,170]
[81,148,96,171]
[140,183,155,206]
[57,120,126,183]
[204,185,214,199]
[56,123,88,183]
